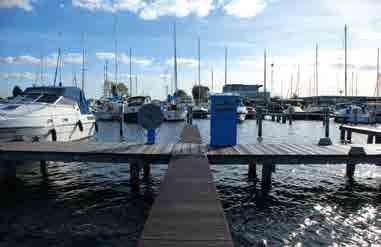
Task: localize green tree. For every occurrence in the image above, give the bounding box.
[174,89,187,98]
[111,83,118,97]
[116,83,128,96]
[192,85,209,104]
[12,85,23,97]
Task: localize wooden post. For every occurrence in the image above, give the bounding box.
[130,162,141,185]
[346,163,356,180]
[347,130,352,143]
[248,162,257,182]
[325,110,330,138]
[261,163,273,193]
[282,115,286,124]
[367,135,374,144]
[40,161,47,177]
[271,115,275,121]
[0,161,16,184]
[258,110,263,138]
[120,104,124,138]
[143,162,151,179]
[288,114,293,125]
[340,127,346,143]
[276,115,280,122]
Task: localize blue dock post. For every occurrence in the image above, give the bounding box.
[147,129,156,145]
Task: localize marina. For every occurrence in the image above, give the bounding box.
[1,1,381,246]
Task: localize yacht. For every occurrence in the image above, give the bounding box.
[93,97,123,121]
[192,105,208,119]
[334,105,376,124]
[0,86,96,142]
[237,105,248,123]
[163,103,187,121]
[123,96,151,123]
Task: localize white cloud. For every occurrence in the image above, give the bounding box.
[0,0,34,11]
[139,0,214,20]
[166,57,199,67]
[72,0,145,13]
[0,53,84,67]
[72,0,215,20]
[223,0,267,18]
[96,52,154,66]
[0,55,40,65]
[0,72,36,80]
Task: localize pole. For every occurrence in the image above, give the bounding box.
[135,75,138,96]
[129,48,132,97]
[114,16,118,85]
[377,48,380,96]
[224,47,228,85]
[174,23,178,95]
[264,50,267,103]
[211,67,214,92]
[271,63,274,96]
[198,37,201,105]
[345,24,348,97]
[315,44,318,96]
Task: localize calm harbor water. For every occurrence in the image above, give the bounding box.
[1,120,380,247]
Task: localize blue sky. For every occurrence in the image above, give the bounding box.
[0,0,380,99]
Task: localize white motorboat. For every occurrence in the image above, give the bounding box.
[0,86,96,142]
[334,105,376,124]
[192,105,209,119]
[237,106,248,123]
[93,97,122,121]
[163,103,187,121]
[123,96,151,123]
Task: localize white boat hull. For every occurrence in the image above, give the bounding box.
[164,110,187,121]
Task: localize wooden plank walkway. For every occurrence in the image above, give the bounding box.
[339,125,381,144]
[139,124,233,247]
[139,157,233,247]
[1,142,381,164]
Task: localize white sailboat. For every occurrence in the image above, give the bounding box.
[163,23,187,122]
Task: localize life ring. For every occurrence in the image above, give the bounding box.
[50,129,57,141]
[77,120,84,132]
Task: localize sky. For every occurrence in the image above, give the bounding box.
[0,0,380,100]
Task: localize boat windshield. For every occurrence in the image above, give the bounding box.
[10,94,41,104]
[35,94,59,103]
[128,97,146,106]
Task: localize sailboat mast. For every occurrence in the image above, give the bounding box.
[135,75,138,96]
[315,44,318,97]
[224,47,228,85]
[173,23,178,94]
[377,48,380,96]
[54,48,61,87]
[81,33,86,92]
[114,16,118,86]
[211,67,214,93]
[129,48,132,97]
[344,24,348,97]
[264,50,267,102]
[198,37,201,104]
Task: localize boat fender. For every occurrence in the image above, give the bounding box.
[94,122,98,132]
[77,120,84,132]
[50,129,57,142]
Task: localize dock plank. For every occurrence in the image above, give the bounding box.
[138,157,233,247]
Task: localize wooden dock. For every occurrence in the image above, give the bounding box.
[139,124,233,246]
[340,124,381,144]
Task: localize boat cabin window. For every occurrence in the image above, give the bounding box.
[55,96,77,106]
[11,94,41,104]
[128,97,146,106]
[36,94,60,103]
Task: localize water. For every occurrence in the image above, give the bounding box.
[0,120,380,246]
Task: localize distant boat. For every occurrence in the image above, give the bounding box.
[192,105,208,119]
[123,96,151,123]
[245,106,256,119]
[164,103,187,121]
[0,86,96,142]
[93,97,122,121]
[237,105,248,123]
[334,105,376,124]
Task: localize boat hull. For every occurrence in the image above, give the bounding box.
[164,110,187,121]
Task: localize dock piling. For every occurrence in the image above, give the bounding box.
[288,114,293,125]
[258,110,263,139]
[261,163,273,193]
[346,163,356,180]
[248,161,257,182]
[282,115,286,124]
[340,126,346,143]
[40,161,47,177]
[347,130,352,143]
